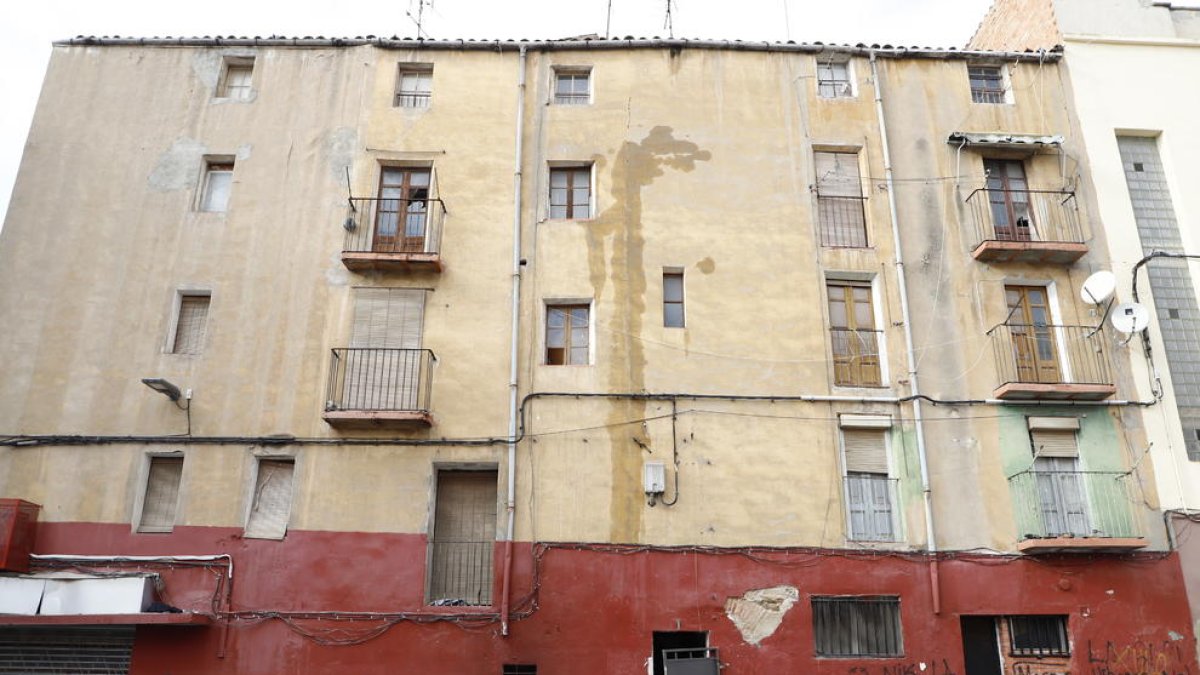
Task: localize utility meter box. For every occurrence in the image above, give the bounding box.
[643,462,667,495]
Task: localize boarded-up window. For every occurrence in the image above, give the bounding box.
[428,470,498,606]
[172,295,210,355]
[815,151,866,247]
[138,457,183,533]
[812,596,903,657]
[244,459,295,540]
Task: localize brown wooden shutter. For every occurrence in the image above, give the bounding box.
[1031,429,1078,458]
[350,288,425,349]
[173,295,210,354]
[244,459,295,539]
[138,457,183,533]
[843,429,888,474]
[429,470,498,606]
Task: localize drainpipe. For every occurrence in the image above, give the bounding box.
[869,51,941,614]
[499,44,528,638]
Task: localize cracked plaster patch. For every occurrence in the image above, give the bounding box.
[724,585,798,645]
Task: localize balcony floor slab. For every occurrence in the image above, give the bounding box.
[341,252,442,273]
[972,240,1088,264]
[322,410,433,429]
[1017,536,1148,554]
[993,382,1116,401]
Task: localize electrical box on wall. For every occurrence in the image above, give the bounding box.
[644,462,666,495]
[0,499,41,573]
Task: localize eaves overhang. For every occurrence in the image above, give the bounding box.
[947,132,1065,149]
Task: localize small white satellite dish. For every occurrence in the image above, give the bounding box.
[1081,271,1117,305]
[1111,302,1150,334]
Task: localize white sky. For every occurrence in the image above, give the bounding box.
[0,0,994,222]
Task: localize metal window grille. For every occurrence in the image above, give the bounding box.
[815,151,867,247]
[502,666,537,675]
[428,470,498,606]
[0,626,135,674]
[1008,616,1069,656]
[969,66,1005,104]
[664,647,720,675]
[812,596,903,657]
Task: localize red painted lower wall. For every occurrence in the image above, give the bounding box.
[21,523,1198,675]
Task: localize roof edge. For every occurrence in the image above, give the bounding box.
[51,36,1064,62]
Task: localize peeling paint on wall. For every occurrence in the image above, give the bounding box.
[148,138,207,192]
[724,585,798,645]
[326,127,357,186]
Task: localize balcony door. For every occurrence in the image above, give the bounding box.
[984,159,1032,241]
[1005,286,1060,384]
[375,167,430,253]
[346,288,425,410]
[1034,457,1089,536]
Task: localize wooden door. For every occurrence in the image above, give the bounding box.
[984,159,1032,241]
[1005,286,1060,383]
[374,168,430,253]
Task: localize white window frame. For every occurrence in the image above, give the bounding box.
[816,59,855,99]
[132,452,185,534]
[198,157,235,213]
[663,267,685,329]
[838,415,900,542]
[165,289,212,355]
[546,162,595,220]
[242,452,298,541]
[216,56,255,101]
[394,63,434,108]
[552,66,592,105]
[542,298,594,366]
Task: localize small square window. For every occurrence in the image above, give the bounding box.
[137,456,184,533]
[554,68,591,105]
[502,666,537,675]
[395,64,433,108]
[200,161,234,212]
[546,304,590,365]
[549,166,592,219]
[812,596,903,657]
[663,271,685,328]
[218,58,254,100]
[171,293,210,355]
[969,65,1006,104]
[817,61,853,98]
[1008,616,1069,656]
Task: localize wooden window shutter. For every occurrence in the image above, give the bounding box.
[245,459,295,539]
[350,288,425,349]
[814,151,863,198]
[1031,429,1078,458]
[173,295,210,354]
[139,457,183,532]
[843,429,887,474]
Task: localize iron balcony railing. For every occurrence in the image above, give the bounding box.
[988,324,1112,388]
[428,541,493,606]
[844,475,899,542]
[342,197,445,257]
[1008,470,1139,539]
[325,348,435,412]
[830,328,883,387]
[817,195,868,248]
[965,188,1083,246]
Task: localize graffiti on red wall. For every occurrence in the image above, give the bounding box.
[1087,639,1195,675]
[847,659,958,675]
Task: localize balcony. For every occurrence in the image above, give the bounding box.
[323,348,435,429]
[340,197,445,273]
[965,189,1087,264]
[988,324,1115,400]
[1008,470,1146,553]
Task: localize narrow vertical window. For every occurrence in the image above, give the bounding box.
[840,417,895,542]
[200,161,234,212]
[815,151,867,247]
[395,64,433,108]
[663,271,685,328]
[827,281,881,386]
[138,456,183,533]
[244,458,295,540]
[553,68,591,104]
[218,57,254,100]
[171,294,210,355]
[428,469,498,606]
[549,166,591,219]
[546,304,590,365]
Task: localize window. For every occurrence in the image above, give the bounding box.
[549,166,591,219]
[1027,417,1088,537]
[969,65,1006,104]
[374,167,432,252]
[170,294,210,355]
[840,415,895,542]
[663,270,685,328]
[1005,286,1060,384]
[1008,616,1069,656]
[218,57,254,100]
[502,667,537,675]
[137,456,183,533]
[199,161,234,212]
[545,304,589,365]
[812,596,902,657]
[395,64,433,108]
[815,151,867,247]
[244,458,295,540]
[827,281,881,386]
[428,469,498,606]
[983,159,1033,241]
[553,68,591,104]
[652,632,709,675]
[817,60,853,98]
[339,288,426,411]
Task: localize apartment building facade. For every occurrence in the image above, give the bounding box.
[0,35,1194,674]
[974,0,1200,657]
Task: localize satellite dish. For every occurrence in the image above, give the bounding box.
[1111,303,1150,334]
[1081,271,1117,305]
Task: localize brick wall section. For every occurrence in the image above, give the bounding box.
[969,0,1063,51]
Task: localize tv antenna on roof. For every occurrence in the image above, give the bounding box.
[406,0,433,39]
[664,0,677,39]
